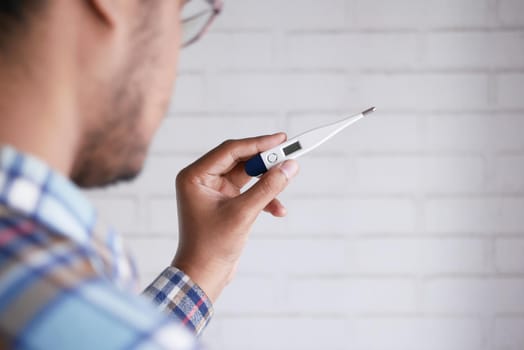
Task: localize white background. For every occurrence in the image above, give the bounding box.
[87,0,524,349]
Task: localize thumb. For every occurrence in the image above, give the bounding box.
[236,160,299,215]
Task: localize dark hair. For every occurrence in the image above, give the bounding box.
[0,0,44,49]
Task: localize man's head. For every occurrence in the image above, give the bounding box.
[0,0,184,187]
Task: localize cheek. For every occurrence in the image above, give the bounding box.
[141,15,182,145]
[143,51,179,140]
[155,2,182,95]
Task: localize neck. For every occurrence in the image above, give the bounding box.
[0,57,80,178]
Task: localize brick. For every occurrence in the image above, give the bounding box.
[494,317,524,350]
[500,197,524,232]
[212,0,275,29]
[355,73,490,111]
[271,198,416,235]
[354,317,483,350]
[199,320,223,349]
[424,278,524,313]
[283,32,419,70]
[215,0,346,30]
[214,276,284,313]
[494,115,524,151]
[423,197,524,233]
[425,114,491,151]
[86,195,142,234]
[356,156,420,193]
[238,238,346,274]
[169,74,207,112]
[498,0,524,26]
[287,278,418,313]
[494,155,524,192]
[425,197,498,233]
[151,115,281,154]
[149,197,179,233]
[125,237,178,286]
[436,2,492,27]
[415,156,485,193]
[220,317,347,350]
[179,32,273,71]
[495,239,524,272]
[346,238,486,274]
[249,203,291,236]
[287,112,419,153]
[352,0,425,28]
[497,73,524,108]
[425,31,524,69]
[285,155,353,196]
[209,73,348,111]
[84,177,145,197]
[285,74,349,110]
[351,0,489,29]
[425,114,524,152]
[355,155,485,193]
[208,74,282,111]
[276,0,347,29]
[87,155,196,198]
[134,155,196,195]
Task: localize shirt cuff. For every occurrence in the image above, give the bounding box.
[142,266,214,336]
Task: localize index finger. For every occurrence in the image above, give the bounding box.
[191,133,287,176]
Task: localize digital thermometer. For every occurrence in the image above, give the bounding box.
[245,107,376,177]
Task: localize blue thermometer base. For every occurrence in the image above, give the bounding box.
[245,154,267,177]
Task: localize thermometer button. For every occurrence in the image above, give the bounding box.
[267,153,278,163]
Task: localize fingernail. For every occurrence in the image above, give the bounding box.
[279,160,299,180]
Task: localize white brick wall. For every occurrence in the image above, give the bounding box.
[85,0,524,349]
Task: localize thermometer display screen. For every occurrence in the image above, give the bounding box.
[283,141,302,156]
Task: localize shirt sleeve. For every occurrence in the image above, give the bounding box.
[142,266,214,336]
[6,276,201,350]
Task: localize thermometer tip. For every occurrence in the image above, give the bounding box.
[362,107,376,116]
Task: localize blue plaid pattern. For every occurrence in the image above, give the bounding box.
[0,145,213,349]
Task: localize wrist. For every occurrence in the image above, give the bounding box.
[172,256,235,304]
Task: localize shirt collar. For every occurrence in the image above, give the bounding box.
[0,145,96,245]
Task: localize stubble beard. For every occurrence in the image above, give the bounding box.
[71,65,148,189]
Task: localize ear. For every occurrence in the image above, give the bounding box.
[86,0,123,27]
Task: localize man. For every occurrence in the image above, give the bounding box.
[0,0,299,348]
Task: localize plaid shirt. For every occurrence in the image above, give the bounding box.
[0,146,213,349]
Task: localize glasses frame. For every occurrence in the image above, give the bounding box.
[181,0,223,47]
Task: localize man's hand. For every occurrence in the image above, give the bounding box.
[172,133,299,303]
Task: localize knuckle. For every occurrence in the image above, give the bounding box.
[175,169,187,187]
[259,172,282,196]
[220,139,236,148]
[219,138,244,161]
[175,167,194,188]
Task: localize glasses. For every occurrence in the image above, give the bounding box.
[181,0,223,47]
